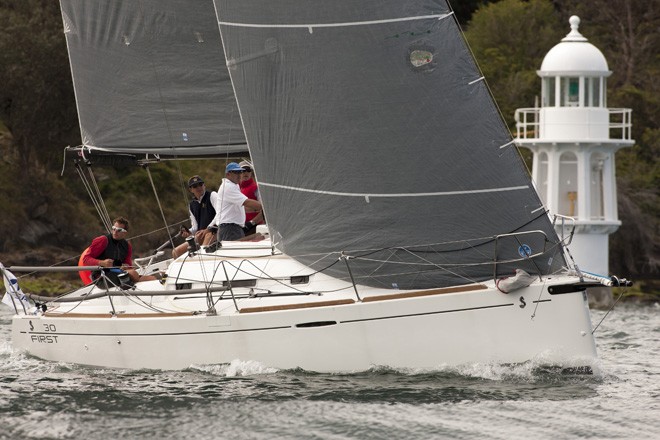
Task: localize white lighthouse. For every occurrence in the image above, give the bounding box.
[515,16,634,278]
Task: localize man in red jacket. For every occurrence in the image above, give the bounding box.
[80,216,157,285]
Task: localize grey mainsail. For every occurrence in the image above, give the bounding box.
[215,0,566,289]
[60,0,245,156]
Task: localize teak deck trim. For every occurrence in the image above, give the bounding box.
[239,299,355,314]
[239,284,487,313]
[362,284,487,302]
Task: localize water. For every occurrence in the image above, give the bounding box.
[1,304,658,439]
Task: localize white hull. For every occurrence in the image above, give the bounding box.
[10,242,597,372]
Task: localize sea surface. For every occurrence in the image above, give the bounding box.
[0,303,658,440]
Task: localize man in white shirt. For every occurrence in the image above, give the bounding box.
[210,162,262,241]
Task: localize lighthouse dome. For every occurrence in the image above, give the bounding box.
[539,16,611,77]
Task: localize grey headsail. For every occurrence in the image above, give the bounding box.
[60,0,246,156]
[215,0,566,289]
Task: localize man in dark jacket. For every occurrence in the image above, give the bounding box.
[172,175,218,258]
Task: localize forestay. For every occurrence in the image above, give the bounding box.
[215,0,566,290]
[60,0,246,156]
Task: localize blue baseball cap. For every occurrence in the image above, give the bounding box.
[225,162,245,173]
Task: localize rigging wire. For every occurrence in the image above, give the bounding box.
[74,162,112,233]
[172,157,190,209]
[592,287,626,334]
[530,277,549,320]
[144,164,175,250]
[86,165,112,231]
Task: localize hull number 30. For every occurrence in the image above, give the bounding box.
[28,321,59,344]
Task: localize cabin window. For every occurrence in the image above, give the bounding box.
[590,153,606,220]
[291,276,310,285]
[542,77,556,107]
[558,152,578,217]
[537,152,549,206]
[222,279,257,288]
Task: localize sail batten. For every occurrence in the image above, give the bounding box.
[218,13,453,29]
[259,182,530,198]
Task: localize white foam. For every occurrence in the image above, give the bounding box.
[191,359,279,377]
[370,353,602,381]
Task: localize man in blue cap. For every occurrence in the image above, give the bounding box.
[210,162,263,241]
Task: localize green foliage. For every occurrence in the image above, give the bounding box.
[451,0,500,26]
[465,0,563,128]
[0,0,79,170]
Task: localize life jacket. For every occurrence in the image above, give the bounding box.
[78,234,130,284]
[97,234,130,267]
[78,247,93,284]
[190,190,217,230]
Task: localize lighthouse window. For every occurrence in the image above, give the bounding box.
[542,77,556,107]
[558,152,578,217]
[560,77,580,107]
[586,77,601,107]
[537,152,549,206]
[590,153,606,220]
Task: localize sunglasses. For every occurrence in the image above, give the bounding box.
[243,168,252,173]
[190,183,204,188]
[112,226,128,233]
[230,170,244,174]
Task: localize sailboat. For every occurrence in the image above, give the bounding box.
[2,0,630,372]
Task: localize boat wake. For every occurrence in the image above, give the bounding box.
[190,359,279,377]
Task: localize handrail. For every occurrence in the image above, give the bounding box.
[8,265,102,272]
[26,286,230,304]
[492,230,549,283]
[552,214,576,247]
[514,108,540,139]
[514,107,633,141]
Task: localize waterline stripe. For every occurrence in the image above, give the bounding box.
[259,182,529,198]
[218,13,453,29]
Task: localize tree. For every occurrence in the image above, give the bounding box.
[465,0,564,128]
[554,0,660,282]
[0,0,79,172]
